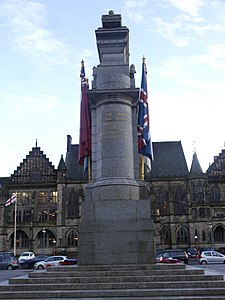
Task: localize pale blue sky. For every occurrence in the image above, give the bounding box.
[0,0,225,176]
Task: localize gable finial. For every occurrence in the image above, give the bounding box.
[36,139,37,148]
[192,140,196,154]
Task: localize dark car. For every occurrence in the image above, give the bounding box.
[187,247,198,258]
[217,247,225,255]
[0,256,19,270]
[19,255,50,269]
[156,256,180,264]
[0,252,14,258]
[156,249,189,264]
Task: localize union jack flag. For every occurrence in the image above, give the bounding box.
[137,58,153,160]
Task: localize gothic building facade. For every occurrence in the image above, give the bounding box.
[0,136,225,257]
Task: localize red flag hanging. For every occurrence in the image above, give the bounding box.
[78,60,92,168]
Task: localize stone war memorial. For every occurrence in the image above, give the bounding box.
[78,11,155,265]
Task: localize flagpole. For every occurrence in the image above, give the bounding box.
[140,156,144,181]
[88,155,91,182]
[13,192,17,257]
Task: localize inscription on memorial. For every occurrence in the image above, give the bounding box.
[101,111,129,140]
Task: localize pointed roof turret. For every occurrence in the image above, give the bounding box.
[57,155,66,171]
[190,152,203,176]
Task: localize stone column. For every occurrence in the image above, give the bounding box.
[78,11,155,265]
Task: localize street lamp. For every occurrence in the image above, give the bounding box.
[209,223,214,248]
[194,235,198,258]
[42,227,46,254]
[53,239,56,256]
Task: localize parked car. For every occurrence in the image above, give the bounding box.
[34,256,67,270]
[199,247,215,254]
[59,258,78,266]
[217,247,225,255]
[199,250,225,264]
[19,255,50,269]
[156,249,189,264]
[18,251,35,263]
[156,256,180,264]
[186,247,198,258]
[0,251,14,258]
[0,256,19,270]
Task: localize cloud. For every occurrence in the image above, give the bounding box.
[163,0,205,16]
[0,0,72,70]
[151,17,191,47]
[124,0,149,23]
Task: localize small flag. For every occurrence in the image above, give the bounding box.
[78,60,92,172]
[137,58,153,160]
[5,194,17,207]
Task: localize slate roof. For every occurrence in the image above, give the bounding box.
[150,141,189,178]
[65,144,86,181]
[58,155,66,171]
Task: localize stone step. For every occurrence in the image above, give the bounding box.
[10,273,223,284]
[48,264,186,271]
[2,287,225,299]
[1,279,225,291]
[7,298,225,300]
[29,267,204,278]
[2,264,225,299]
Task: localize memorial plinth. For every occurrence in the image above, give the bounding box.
[78,11,155,265]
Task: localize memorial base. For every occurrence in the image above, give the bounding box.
[78,180,155,265]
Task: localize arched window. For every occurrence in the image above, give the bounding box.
[214,225,225,243]
[66,229,78,246]
[174,186,188,215]
[176,226,188,244]
[156,187,169,216]
[36,229,56,250]
[159,226,170,246]
[10,230,29,248]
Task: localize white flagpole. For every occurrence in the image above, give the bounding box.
[13,192,17,257]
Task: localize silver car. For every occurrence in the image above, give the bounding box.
[34,255,67,269]
[199,250,225,264]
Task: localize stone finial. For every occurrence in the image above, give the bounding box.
[92,66,97,79]
[92,66,97,89]
[109,10,114,14]
[129,64,136,79]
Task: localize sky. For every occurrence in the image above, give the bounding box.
[0,0,225,177]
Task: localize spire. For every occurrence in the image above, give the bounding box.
[58,155,66,171]
[190,152,203,176]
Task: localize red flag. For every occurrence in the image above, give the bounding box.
[78,60,92,167]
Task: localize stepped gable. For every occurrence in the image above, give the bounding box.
[10,145,57,184]
[65,135,85,181]
[150,141,189,178]
[207,148,225,178]
[190,151,204,176]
